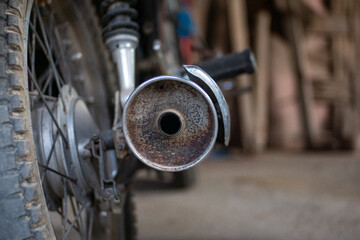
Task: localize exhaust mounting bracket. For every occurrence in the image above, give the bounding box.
[184,65,231,146]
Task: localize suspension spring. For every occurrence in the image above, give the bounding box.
[101,0,139,40]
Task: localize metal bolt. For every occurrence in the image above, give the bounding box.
[100,211,108,217]
[103,188,114,200]
[92,134,99,140]
[71,52,83,61]
[116,142,126,150]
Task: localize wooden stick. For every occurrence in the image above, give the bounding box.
[227,0,255,151]
[286,0,318,149]
[254,11,271,152]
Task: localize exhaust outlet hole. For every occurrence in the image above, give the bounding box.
[158,112,182,136]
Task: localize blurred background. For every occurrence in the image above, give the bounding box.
[133,0,360,239]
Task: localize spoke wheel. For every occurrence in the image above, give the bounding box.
[28,1,114,239]
[0,0,136,239]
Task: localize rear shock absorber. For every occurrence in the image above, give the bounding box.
[101,0,139,107]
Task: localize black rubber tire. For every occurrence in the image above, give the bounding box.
[111,190,137,240]
[123,191,137,240]
[0,0,55,239]
[173,168,197,189]
[0,0,135,239]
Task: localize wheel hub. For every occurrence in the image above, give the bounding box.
[32,85,100,203]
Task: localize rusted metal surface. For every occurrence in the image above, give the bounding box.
[123,76,218,172]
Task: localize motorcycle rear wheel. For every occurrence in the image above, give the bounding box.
[0,0,135,239]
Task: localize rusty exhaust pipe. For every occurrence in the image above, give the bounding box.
[123,66,230,172]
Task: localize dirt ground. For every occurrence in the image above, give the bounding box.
[134,151,360,240]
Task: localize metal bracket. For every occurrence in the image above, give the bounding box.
[184,65,231,146]
[112,91,128,159]
[90,135,122,202]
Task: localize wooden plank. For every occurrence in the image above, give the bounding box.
[212,0,229,52]
[310,16,349,34]
[286,0,319,149]
[352,1,360,150]
[312,79,350,102]
[191,0,211,39]
[191,0,211,63]
[227,0,255,151]
[254,11,271,152]
[330,0,353,147]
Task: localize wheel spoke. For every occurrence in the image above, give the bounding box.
[76,201,86,237]
[62,179,68,239]
[29,22,49,62]
[41,69,54,93]
[55,209,80,232]
[38,163,77,183]
[29,22,65,87]
[28,21,65,89]
[63,201,90,239]
[28,68,69,146]
[48,12,55,52]
[35,6,66,109]
[29,91,57,101]
[41,130,59,182]
[70,197,81,233]
[37,65,51,84]
[54,27,73,89]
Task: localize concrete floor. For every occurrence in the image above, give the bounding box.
[134,151,360,240]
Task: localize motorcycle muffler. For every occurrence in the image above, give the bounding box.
[123,66,230,172]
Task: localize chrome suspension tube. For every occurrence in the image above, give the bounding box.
[101,0,139,107]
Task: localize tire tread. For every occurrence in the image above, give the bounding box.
[0,1,54,239]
